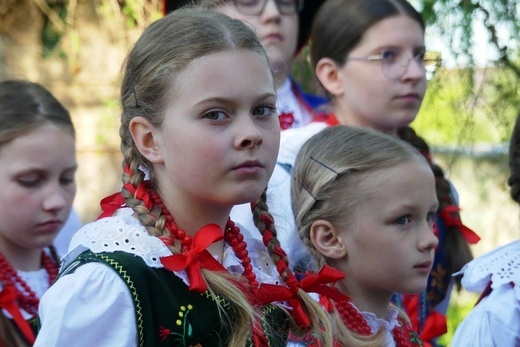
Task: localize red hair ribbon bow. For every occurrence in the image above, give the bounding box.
[0,286,36,344]
[300,265,346,301]
[160,224,224,292]
[439,205,480,244]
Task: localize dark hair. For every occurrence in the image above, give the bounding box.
[0,80,75,146]
[310,0,425,99]
[508,114,520,204]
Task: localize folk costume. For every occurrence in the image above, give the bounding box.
[451,240,520,346]
[239,112,479,344]
[35,173,337,347]
[0,250,59,347]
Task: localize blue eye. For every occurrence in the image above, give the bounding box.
[396,215,411,225]
[426,212,437,222]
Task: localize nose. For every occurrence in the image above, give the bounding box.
[401,55,426,81]
[261,0,282,19]
[235,116,263,149]
[43,183,70,213]
[418,223,439,251]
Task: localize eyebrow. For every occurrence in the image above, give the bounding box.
[195,92,277,107]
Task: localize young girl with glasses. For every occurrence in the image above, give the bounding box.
[34,8,333,347]
[0,80,77,346]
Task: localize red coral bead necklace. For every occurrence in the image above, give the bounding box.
[0,251,58,316]
[334,298,423,347]
[148,189,259,288]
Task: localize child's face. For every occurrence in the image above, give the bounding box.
[151,49,279,211]
[0,124,76,252]
[217,1,299,81]
[331,15,427,134]
[336,159,438,301]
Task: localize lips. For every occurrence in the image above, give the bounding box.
[233,160,264,170]
[35,220,64,233]
[262,33,283,44]
[414,261,432,270]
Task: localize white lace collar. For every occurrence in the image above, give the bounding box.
[65,209,281,287]
[455,240,520,298]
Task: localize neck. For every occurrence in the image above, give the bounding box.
[0,244,44,272]
[336,281,393,319]
[332,103,398,136]
[271,62,289,89]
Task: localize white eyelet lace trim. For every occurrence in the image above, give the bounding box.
[457,240,520,297]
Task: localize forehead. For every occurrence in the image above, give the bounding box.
[356,15,425,51]
[167,49,275,105]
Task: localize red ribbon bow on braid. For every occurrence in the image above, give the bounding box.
[160,224,224,293]
[257,227,345,329]
[98,167,154,219]
[439,205,480,244]
[0,286,36,344]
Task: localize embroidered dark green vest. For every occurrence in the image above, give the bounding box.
[60,250,290,347]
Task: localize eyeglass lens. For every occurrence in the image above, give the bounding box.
[381,50,435,80]
[234,0,301,15]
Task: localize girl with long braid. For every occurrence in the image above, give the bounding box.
[0,80,76,346]
[34,8,332,347]
[290,125,438,346]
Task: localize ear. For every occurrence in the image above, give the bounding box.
[310,219,347,260]
[315,57,344,97]
[129,116,163,164]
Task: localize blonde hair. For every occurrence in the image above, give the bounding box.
[291,125,424,346]
[119,7,331,345]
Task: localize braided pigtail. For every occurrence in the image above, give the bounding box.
[398,126,474,290]
[252,189,333,346]
[119,155,256,345]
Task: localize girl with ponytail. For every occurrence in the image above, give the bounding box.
[34,8,332,347]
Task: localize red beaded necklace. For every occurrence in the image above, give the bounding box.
[334,299,423,347]
[147,189,259,288]
[0,251,58,316]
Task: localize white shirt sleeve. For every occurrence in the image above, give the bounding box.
[451,285,520,347]
[34,263,137,347]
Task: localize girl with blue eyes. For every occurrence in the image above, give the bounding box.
[34,8,333,347]
[0,80,77,346]
[289,125,438,346]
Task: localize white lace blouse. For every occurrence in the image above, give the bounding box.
[34,209,285,347]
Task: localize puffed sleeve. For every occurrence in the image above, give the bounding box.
[451,285,520,347]
[34,262,137,347]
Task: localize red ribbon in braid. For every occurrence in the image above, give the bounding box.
[439,205,480,244]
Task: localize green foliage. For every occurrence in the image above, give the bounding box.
[412,65,517,145]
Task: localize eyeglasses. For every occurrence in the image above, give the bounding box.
[346,48,441,80]
[227,0,303,16]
